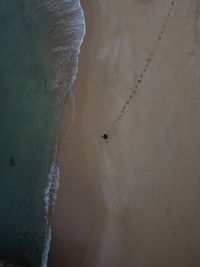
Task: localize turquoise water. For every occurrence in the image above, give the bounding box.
[0,0,85,266]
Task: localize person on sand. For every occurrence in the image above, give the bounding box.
[102,133,109,140]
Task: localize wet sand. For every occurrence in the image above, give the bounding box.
[48,1,107,266]
[49,0,200,266]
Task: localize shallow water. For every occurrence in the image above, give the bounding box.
[0,0,85,266]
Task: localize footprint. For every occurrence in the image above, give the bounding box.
[150,52,154,58]
[143,68,147,72]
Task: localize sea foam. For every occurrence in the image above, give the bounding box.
[33,0,86,97]
[39,0,86,266]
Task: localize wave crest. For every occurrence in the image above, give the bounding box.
[34,1,86,266]
[33,0,86,96]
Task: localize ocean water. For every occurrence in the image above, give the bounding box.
[0,0,85,266]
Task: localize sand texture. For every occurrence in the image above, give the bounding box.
[49,0,200,266]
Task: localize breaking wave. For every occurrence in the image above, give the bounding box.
[34,0,86,265]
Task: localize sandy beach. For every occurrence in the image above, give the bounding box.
[49,0,200,266]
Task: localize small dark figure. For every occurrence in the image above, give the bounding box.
[9,157,16,167]
[102,133,109,140]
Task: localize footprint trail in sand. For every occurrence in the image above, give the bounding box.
[102,0,175,140]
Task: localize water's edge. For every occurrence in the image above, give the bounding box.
[40,1,86,266]
[0,0,86,265]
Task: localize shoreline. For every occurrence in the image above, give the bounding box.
[42,1,86,265]
[48,0,107,266]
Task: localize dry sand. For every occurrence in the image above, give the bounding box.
[49,0,200,266]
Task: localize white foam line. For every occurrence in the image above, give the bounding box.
[41,225,52,267]
[40,1,86,266]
